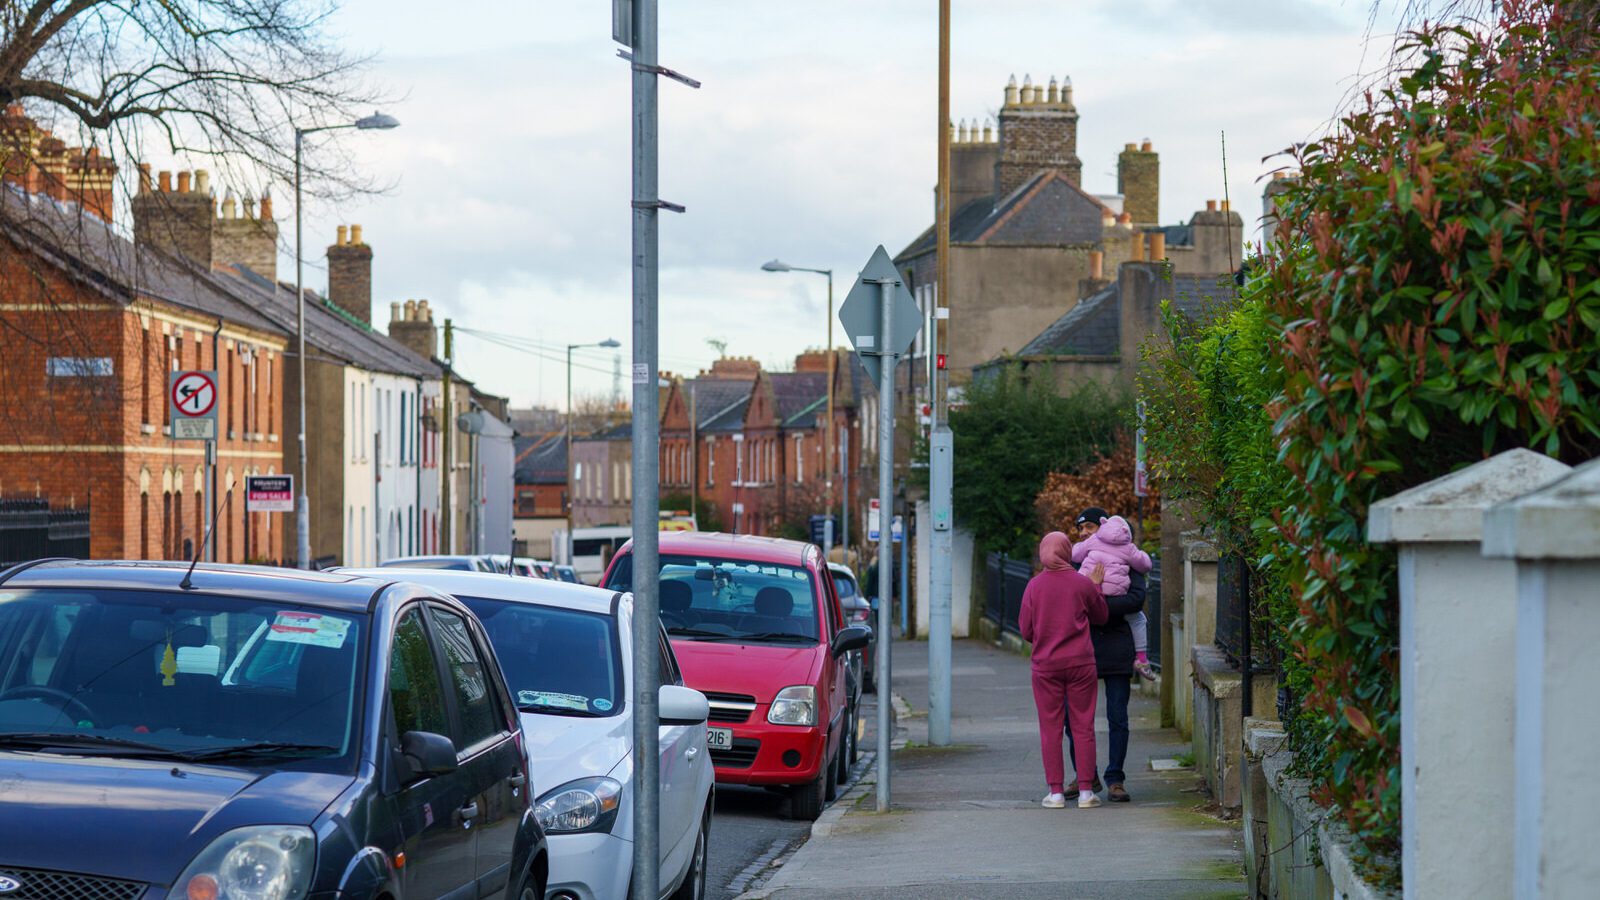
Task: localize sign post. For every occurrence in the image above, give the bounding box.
[170,370,219,560]
[839,244,921,813]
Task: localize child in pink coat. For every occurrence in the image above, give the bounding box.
[1072,513,1156,681]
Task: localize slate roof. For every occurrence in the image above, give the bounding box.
[700,395,750,434]
[896,170,1113,261]
[578,421,632,443]
[2,185,286,338]
[767,372,828,427]
[220,266,440,379]
[514,432,567,484]
[1016,281,1120,357]
[688,378,757,431]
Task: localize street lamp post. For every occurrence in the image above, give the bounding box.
[566,338,621,567]
[762,259,836,559]
[293,112,399,569]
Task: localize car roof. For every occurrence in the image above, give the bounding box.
[337,568,621,617]
[0,560,398,614]
[384,555,483,564]
[622,531,818,566]
[827,562,857,578]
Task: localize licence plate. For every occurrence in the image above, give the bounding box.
[707,727,734,750]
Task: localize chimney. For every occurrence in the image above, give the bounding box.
[65,144,117,222]
[389,297,439,360]
[1148,231,1166,260]
[1117,139,1159,228]
[995,69,1081,198]
[327,223,373,324]
[133,165,215,266]
[194,170,210,196]
[706,356,761,380]
[1089,250,1104,280]
[211,182,279,280]
[951,113,1000,209]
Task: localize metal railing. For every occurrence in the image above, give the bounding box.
[0,499,90,567]
[984,552,1032,636]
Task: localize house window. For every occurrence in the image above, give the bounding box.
[706,438,716,486]
[141,328,151,425]
[795,435,805,483]
[735,438,744,485]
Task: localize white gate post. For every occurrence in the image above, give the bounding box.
[1369,449,1570,900]
[1482,457,1600,899]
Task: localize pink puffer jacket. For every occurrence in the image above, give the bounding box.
[1069,515,1152,597]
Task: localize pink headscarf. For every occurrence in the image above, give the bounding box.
[1039,531,1074,571]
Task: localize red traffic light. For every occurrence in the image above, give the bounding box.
[936,354,947,370]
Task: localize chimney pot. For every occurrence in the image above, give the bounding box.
[195,170,210,195]
[158,171,172,192]
[1141,139,1153,152]
[176,171,191,193]
[1130,231,1145,262]
[222,190,237,220]
[336,224,348,246]
[404,299,418,321]
[1149,231,1166,260]
[243,194,255,218]
[982,122,993,142]
[138,164,153,194]
[351,223,363,245]
[1117,212,1132,227]
[1004,74,1019,106]
[1047,76,1060,104]
[390,302,401,322]
[1220,199,1231,212]
[1125,142,1137,152]
[259,191,273,221]
[419,299,430,321]
[1089,249,1104,280]
[1101,208,1115,227]
[1206,199,1218,212]
[957,120,968,143]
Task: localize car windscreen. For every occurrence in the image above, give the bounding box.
[459,597,622,717]
[606,553,820,645]
[0,589,365,769]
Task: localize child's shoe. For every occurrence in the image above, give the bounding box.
[1135,660,1156,682]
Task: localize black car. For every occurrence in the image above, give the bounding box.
[0,560,547,900]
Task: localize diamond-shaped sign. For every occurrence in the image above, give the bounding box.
[838,245,922,386]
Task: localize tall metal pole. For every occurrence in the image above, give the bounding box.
[442,320,454,553]
[566,344,575,566]
[630,0,663,895]
[840,424,850,560]
[875,279,896,813]
[294,128,312,569]
[823,270,835,559]
[927,0,955,747]
[689,381,698,523]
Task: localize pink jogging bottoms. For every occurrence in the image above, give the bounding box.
[1031,663,1100,793]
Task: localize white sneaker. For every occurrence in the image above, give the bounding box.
[1041,792,1067,809]
[1078,791,1103,808]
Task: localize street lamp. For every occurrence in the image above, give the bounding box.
[762,259,837,559]
[567,338,622,567]
[293,112,400,569]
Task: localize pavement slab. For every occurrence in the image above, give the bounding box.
[743,638,1246,899]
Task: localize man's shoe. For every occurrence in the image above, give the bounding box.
[1108,783,1131,802]
[1041,792,1067,809]
[1077,792,1103,809]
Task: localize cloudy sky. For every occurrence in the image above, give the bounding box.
[277,0,1404,409]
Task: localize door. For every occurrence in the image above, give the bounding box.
[388,606,478,900]
[818,565,849,757]
[656,627,702,887]
[429,604,525,899]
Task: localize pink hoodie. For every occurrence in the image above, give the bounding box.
[1019,532,1108,671]
[1069,515,1151,597]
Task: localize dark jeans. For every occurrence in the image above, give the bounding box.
[1065,674,1133,785]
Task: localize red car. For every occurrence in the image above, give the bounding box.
[603,532,870,820]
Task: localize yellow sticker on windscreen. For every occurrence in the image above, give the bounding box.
[266,612,351,649]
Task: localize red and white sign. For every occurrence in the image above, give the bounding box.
[168,370,218,440]
[246,475,294,513]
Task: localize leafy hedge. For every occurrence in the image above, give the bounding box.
[1141,0,1600,867]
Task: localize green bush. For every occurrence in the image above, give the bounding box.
[950,366,1128,559]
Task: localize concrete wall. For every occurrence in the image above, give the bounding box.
[948,243,1095,374]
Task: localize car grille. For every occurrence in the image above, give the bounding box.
[703,692,757,724]
[0,866,146,900]
[710,737,761,769]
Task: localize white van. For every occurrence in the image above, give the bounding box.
[553,525,631,585]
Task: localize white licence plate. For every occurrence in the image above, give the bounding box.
[707,727,734,750]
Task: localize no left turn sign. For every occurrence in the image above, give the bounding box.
[169,370,219,440]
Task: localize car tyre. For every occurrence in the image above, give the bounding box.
[668,808,711,900]
[790,768,827,821]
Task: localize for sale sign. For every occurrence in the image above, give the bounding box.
[246,475,294,513]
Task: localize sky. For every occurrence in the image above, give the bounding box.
[266,0,1406,410]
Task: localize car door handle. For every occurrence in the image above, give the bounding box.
[508,773,526,788]
[459,802,480,821]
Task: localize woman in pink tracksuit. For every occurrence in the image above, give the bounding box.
[1019,531,1109,809]
[1072,514,1156,680]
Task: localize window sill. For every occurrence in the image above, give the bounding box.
[141,423,156,435]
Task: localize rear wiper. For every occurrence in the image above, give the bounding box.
[0,732,177,755]
[702,632,815,643]
[517,703,604,718]
[174,742,340,762]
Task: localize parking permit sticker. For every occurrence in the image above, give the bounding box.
[518,690,589,711]
[592,699,613,712]
[266,612,351,649]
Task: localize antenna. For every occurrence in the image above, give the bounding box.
[1221,130,1235,274]
[180,490,233,590]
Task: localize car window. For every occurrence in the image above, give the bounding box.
[389,608,449,738]
[460,597,622,717]
[659,628,683,686]
[832,573,859,599]
[0,589,363,767]
[430,607,502,748]
[607,553,821,645]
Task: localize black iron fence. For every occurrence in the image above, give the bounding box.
[0,499,91,567]
[984,552,1032,635]
[1146,557,1163,670]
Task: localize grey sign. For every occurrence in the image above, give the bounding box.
[837,245,922,385]
[168,369,218,441]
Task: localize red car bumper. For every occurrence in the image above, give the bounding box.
[708,717,828,787]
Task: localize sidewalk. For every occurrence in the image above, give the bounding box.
[745,638,1245,899]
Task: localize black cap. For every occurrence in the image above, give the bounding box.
[1074,507,1109,527]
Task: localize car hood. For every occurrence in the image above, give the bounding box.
[0,751,353,885]
[670,640,822,701]
[520,711,631,797]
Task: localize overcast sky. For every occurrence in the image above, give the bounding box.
[268,0,1403,410]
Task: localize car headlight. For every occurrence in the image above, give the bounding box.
[172,825,315,900]
[535,776,623,834]
[767,685,817,726]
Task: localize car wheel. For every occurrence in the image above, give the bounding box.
[668,809,710,900]
[848,704,861,767]
[790,768,827,821]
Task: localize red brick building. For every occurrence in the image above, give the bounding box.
[0,106,289,562]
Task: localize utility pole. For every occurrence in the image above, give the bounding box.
[442,318,453,554]
[874,275,897,813]
[927,0,956,747]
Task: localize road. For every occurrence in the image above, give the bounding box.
[706,693,878,899]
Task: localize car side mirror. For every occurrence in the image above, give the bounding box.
[830,625,871,659]
[401,730,458,777]
[659,685,709,726]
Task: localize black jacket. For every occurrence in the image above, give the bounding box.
[1088,570,1146,677]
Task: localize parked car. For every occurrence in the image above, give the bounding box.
[0,560,547,899]
[382,553,498,573]
[341,569,715,900]
[511,557,549,578]
[603,533,870,821]
[828,562,876,696]
[552,565,581,584]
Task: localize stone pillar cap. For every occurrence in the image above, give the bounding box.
[1184,539,1217,562]
[1369,448,1570,544]
[1482,456,1600,560]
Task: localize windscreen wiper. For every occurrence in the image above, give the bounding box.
[174,742,340,762]
[700,632,815,643]
[517,703,604,718]
[0,732,178,755]
[666,627,735,639]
